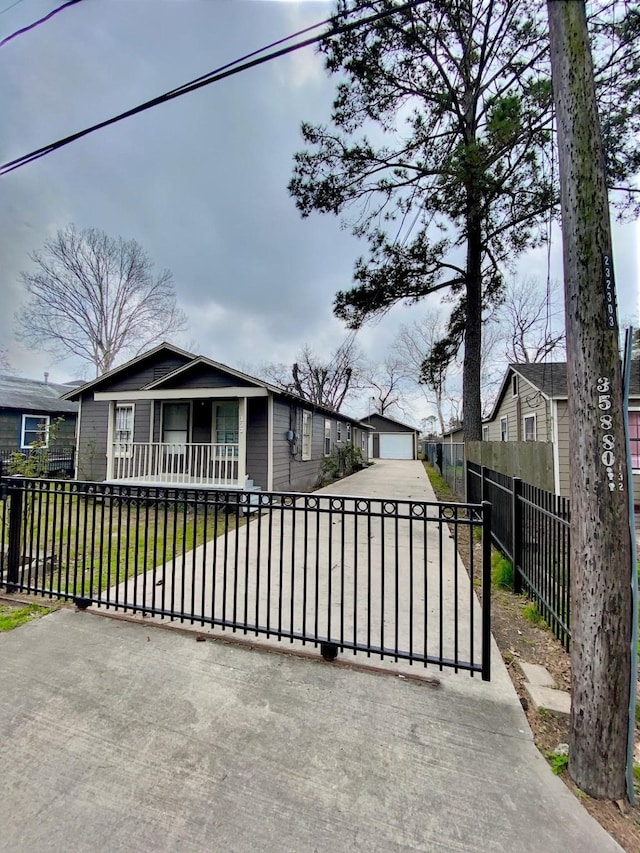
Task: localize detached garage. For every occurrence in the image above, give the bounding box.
[360,413,419,460]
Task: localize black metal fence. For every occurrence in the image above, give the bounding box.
[468,462,571,649]
[0,476,492,679]
[0,447,75,478]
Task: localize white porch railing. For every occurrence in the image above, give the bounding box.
[110,442,240,487]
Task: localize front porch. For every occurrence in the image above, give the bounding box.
[108,441,243,488]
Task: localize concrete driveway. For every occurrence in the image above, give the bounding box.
[0,461,623,851]
[0,608,620,852]
[96,460,487,679]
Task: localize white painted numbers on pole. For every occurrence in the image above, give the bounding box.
[597,377,624,491]
[603,254,617,331]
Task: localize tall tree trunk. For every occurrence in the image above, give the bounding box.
[548,0,632,799]
[463,203,483,442]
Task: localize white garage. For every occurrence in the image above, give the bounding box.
[379,433,415,460]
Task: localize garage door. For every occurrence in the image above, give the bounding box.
[379,433,414,459]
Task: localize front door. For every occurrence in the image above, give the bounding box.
[162,402,190,474]
[162,402,189,444]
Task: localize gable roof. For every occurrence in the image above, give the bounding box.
[141,355,282,394]
[0,374,78,414]
[487,360,640,422]
[61,342,195,401]
[63,343,369,427]
[360,413,419,432]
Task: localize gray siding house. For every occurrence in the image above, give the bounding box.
[0,373,77,453]
[63,343,369,493]
[360,413,419,459]
[482,362,640,505]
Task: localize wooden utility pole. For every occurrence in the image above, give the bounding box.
[547,1,633,799]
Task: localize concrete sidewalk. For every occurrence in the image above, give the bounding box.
[0,608,620,852]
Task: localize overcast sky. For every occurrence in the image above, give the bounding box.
[1,0,638,423]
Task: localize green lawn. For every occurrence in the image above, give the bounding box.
[1,486,244,597]
[0,603,56,631]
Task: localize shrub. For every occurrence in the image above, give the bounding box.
[320,445,364,484]
[491,550,513,590]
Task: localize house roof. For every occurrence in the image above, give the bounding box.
[360,413,419,432]
[486,360,640,422]
[61,342,196,401]
[64,343,369,427]
[0,374,78,414]
[141,355,282,394]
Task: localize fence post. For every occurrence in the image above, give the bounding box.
[6,482,23,592]
[512,477,522,594]
[481,465,488,503]
[482,500,492,681]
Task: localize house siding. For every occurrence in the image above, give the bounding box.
[246,397,268,489]
[76,397,109,481]
[154,363,255,390]
[271,400,353,492]
[555,401,571,497]
[0,411,76,451]
[103,354,191,393]
[484,375,550,442]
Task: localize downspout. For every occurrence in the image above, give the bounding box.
[623,328,638,805]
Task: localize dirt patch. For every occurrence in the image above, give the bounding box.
[425,464,640,852]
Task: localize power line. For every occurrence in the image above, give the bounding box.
[0,0,427,177]
[0,0,26,17]
[0,0,82,48]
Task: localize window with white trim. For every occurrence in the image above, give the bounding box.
[629,411,640,471]
[346,423,352,441]
[114,404,134,456]
[336,421,342,442]
[482,425,489,441]
[523,414,536,442]
[361,432,366,451]
[500,416,508,442]
[324,419,331,456]
[21,414,50,448]
[302,411,312,461]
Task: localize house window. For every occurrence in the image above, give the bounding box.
[346,423,352,441]
[361,432,366,451]
[215,402,239,444]
[21,414,50,448]
[113,404,134,455]
[162,402,189,445]
[337,421,342,442]
[523,414,536,442]
[629,411,640,470]
[324,419,332,456]
[482,425,489,441]
[302,411,312,461]
[500,416,508,441]
[512,374,518,397]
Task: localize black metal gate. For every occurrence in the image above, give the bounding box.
[0,477,492,679]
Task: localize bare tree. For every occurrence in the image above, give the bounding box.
[492,278,566,364]
[16,225,187,376]
[0,347,11,372]
[394,311,461,435]
[262,337,364,411]
[364,355,409,417]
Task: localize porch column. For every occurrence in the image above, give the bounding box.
[105,400,115,480]
[238,397,247,486]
